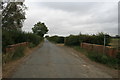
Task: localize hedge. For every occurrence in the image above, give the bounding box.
[64,35,79,46]
[64,33,111,46]
[47,35,64,43]
[2,29,43,52]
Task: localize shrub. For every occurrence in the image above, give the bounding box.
[57,37,64,43]
[116,52,120,65]
[79,33,111,46]
[26,33,43,46]
[64,35,80,46]
[2,29,15,52]
[2,29,43,52]
[2,46,26,63]
[64,32,111,46]
[29,43,36,48]
[12,46,26,60]
[86,51,119,69]
[47,35,64,43]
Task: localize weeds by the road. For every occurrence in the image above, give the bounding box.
[12,46,26,60]
[72,46,120,69]
[3,46,26,63]
[2,41,44,78]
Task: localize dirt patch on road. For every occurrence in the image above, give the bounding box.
[56,44,119,78]
[2,42,43,78]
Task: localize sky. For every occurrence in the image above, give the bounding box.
[22,0,118,36]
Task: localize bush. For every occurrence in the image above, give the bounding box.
[64,32,111,46]
[116,52,120,65]
[64,35,80,46]
[12,46,26,60]
[79,32,111,46]
[29,43,36,48]
[26,33,43,46]
[73,46,119,69]
[47,35,64,43]
[86,51,119,69]
[2,46,26,63]
[2,29,43,52]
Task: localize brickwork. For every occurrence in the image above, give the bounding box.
[5,42,29,53]
[81,43,117,58]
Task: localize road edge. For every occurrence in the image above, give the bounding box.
[2,41,44,78]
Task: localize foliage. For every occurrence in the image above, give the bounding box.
[73,46,120,69]
[25,32,43,46]
[29,43,36,48]
[64,32,111,46]
[116,52,120,65]
[12,46,26,60]
[2,46,26,63]
[2,29,43,52]
[86,52,119,69]
[45,35,49,38]
[47,35,64,43]
[79,32,111,45]
[32,22,49,37]
[2,1,26,30]
[65,35,79,46]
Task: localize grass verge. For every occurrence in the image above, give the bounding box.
[2,46,26,63]
[72,46,120,70]
[2,41,44,78]
[12,46,26,60]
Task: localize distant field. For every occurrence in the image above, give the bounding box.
[109,38,120,49]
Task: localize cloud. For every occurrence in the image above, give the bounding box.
[23,2,118,36]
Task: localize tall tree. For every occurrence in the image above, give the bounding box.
[32,22,49,37]
[2,0,26,30]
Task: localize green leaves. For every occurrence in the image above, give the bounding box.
[2,2,26,30]
[64,32,111,46]
[2,29,43,52]
[65,35,79,46]
[32,22,49,37]
[79,32,111,45]
[47,36,64,43]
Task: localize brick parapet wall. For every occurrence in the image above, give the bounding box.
[5,42,29,53]
[81,43,117,58]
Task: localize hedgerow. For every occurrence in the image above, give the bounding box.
[2,29,43,52]
[64,32,111,46]
[47,35,64,43]
[64,35,79,46]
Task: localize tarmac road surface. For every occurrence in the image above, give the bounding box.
[12,40,112,78]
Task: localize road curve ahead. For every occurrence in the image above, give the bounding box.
[12,40,112,78]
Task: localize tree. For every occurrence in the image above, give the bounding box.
[45,35,49,38]
[32,22,49,37]
[2,0,26,30]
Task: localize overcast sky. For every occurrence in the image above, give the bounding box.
[22,0,118,36]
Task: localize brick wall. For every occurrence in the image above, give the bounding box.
[81,43,117,58]
[5,42,29,53]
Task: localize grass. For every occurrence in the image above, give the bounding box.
[28,43,36,48]
[109,38,120,49]
[72,46,120,69]
[2,46,26,64]
[12,46,26,60]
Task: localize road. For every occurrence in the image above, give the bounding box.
[12,40,112,78]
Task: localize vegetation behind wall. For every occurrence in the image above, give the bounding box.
[47,35,64,43]
[2,29,43,52]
